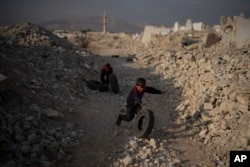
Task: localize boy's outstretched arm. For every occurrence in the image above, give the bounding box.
[146,87,163,94]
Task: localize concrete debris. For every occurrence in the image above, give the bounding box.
[0,19,249,167]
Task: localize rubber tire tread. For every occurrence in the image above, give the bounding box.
[133,109,154,138]
[109,74,119,94]
[87,80,109,92]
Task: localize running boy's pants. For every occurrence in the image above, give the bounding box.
[119,103,141,122]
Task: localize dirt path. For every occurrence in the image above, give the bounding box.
[61,47,208,166]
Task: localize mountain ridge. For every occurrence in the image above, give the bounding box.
[39,16,143,33]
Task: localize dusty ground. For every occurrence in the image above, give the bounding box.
[60,43,210,167]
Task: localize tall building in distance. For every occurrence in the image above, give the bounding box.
[103,10,107,33]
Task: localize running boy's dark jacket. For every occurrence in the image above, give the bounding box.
[100,65,113,83]
[127,86,162,106]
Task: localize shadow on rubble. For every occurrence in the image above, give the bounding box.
[140,65,212,165]
[0,37,89,112]
[0,35,102,166]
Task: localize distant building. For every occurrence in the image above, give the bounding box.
[193,22,205,31]
[142,25,171,45]
[220,14,250,48]
[174,22,179,32]
[186,19,193,30]
[174,19,205,32]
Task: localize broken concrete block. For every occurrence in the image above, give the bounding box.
[203,32,221,48]
[204,103,214,110]
[233,16,250,48]
[236,95,249,105]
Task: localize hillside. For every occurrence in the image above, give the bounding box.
[39,16,143,33]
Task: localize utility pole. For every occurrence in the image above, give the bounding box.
[103,10,107,33]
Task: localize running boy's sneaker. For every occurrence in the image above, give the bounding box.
[116,117,122,126]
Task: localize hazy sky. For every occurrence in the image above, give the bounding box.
[0,0,250,26]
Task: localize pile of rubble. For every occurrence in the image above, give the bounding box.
[0,21,249,167]
[82,29,250,166]
[112,38,250,166]
[0,22,99,166]
[138,45,250,150]
[111,137,181,167]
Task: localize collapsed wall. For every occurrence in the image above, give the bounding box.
[141,25,171,45]
[233,16,250,48]
[221,15,250,48]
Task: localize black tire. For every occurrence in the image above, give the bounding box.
[133,109,154,138]
[111,55,119,58]
[109,74,119,94]
[127,54,136,62]
[86,80,109,92]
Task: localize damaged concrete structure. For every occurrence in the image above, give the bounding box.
[203,32,221,48]
[141,25,171,45]
[185,19,193,30]
[193,22,205,31]
[221,15,250,48]
[142,15,250,49]
[143,19,205,45]
[174,19,205,32]
[233,16,250,48]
